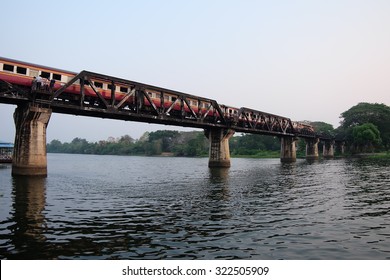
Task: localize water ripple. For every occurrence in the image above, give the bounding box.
[0,155,389,259]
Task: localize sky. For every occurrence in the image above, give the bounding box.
[1,0,389,143]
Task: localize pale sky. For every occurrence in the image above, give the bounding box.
[1,0,389,142]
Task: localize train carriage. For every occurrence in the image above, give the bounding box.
[0,57,224,120]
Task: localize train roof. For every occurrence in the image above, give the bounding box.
[0,56,77,75]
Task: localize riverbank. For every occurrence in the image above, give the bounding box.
[364,152,390,159]
[232,150,280,158]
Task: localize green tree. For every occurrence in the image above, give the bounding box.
[148,130,179,153]
[118,134,134,144]
[69,138,91,154]
[47,139,63,153]
[339,103,390,150]
[352,123,381,153]
[230,134,279,156]
[183,133,208,156]
[311,121,334,137]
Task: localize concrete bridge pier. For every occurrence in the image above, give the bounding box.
[205,128,235,168]
[305,138,319,160]
[323,140,335,159]
[280,136,297,163]
[12,104,52,176]
[335,141,345,155]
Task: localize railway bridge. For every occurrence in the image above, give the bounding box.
[1,67,340,176]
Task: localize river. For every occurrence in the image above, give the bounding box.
[0,154,389,259]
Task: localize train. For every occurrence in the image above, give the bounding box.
[0,56,314,135]
[0,56,234,119]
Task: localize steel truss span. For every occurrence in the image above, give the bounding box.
[49,70,228,130]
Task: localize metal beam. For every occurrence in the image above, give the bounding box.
[86,77,109,109]
[51,71,86,100]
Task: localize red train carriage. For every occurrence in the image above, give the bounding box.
[0,57,226,120]
[0,57,131,102]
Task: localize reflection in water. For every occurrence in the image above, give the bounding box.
[206,168,233,226]
[208,167,230,200]
[9,176,47,259]
[209,167,229,184]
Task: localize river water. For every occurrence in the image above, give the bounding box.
[0,154,389,259]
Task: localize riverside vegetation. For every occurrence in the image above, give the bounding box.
[47,102,390,158]
[47,131,282,158]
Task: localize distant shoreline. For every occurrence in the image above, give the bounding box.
[45,151,390,160]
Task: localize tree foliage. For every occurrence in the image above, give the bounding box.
[47,131,209,157]
[352,123,381,153]
[47,130,281,157]
[230,134,279,156]
[340,103,390,128]
[339,102,390,151]
[311,121,334,138]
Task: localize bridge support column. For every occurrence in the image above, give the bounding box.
[335,141,345,155]
[323,140,335,159]
[12,104,52,176]
[205,128,235,168]
[305,138,319,160]
[280,136,297,163]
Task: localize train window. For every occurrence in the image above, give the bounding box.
[171,97,177,102]
[16,66,27,75]
[120,86,128,93]
[94,81,103,88]
[53,73,62,81]
[3,64,14,72]
[40,71,50,79]
[107,84,116,91]
[29,69,39,77]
